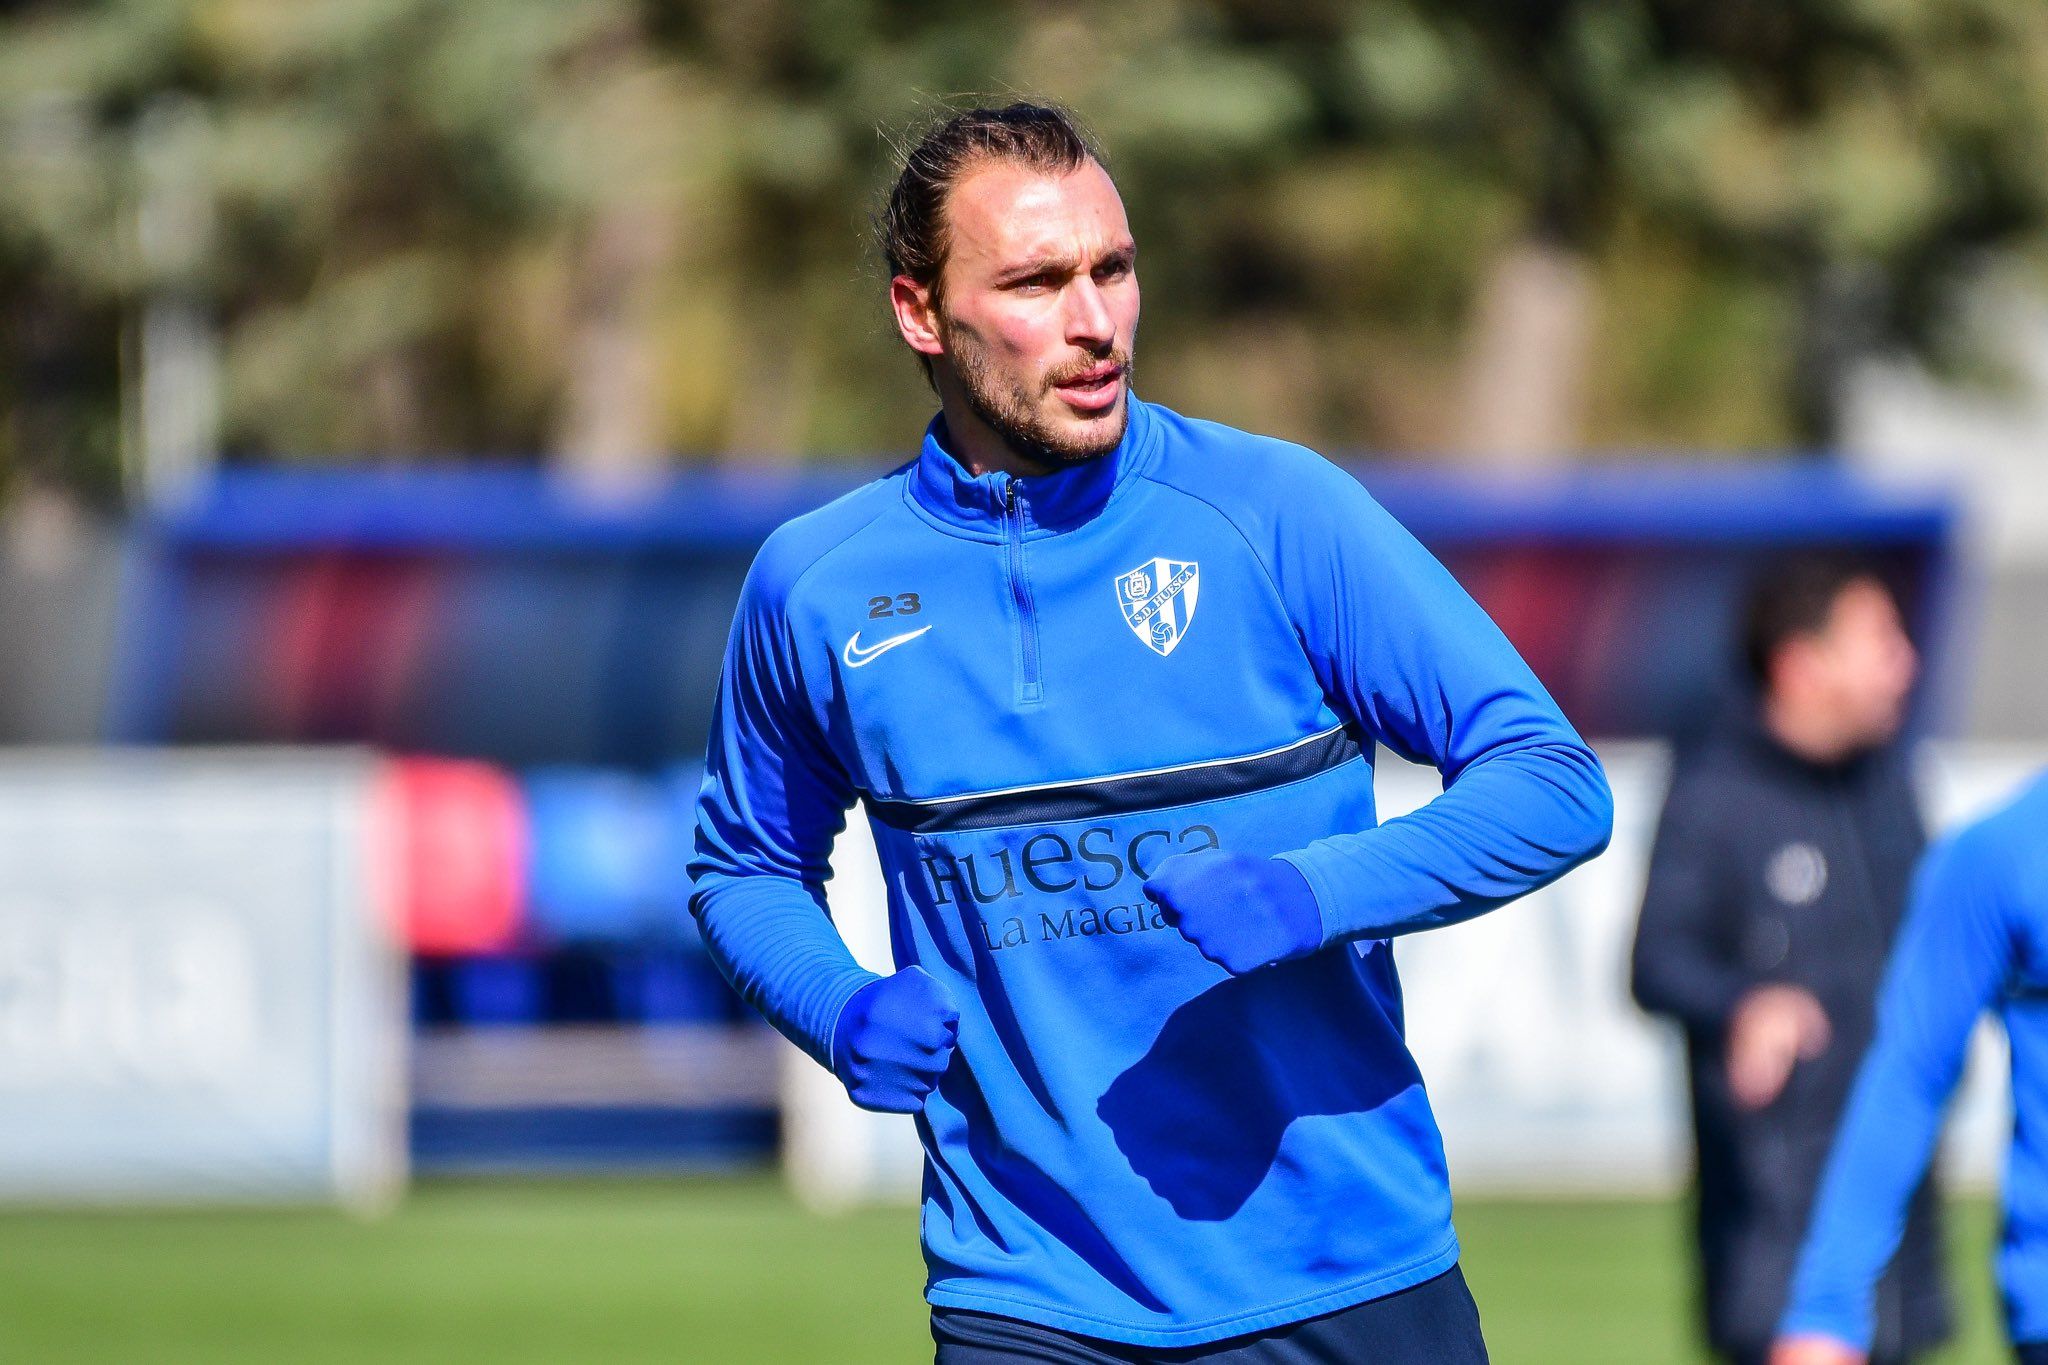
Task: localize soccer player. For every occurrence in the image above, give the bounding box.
[688,101,1612,1363]
[1772,771,2048,1365]
[1630,559,1949,1365]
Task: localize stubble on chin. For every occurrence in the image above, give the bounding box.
[942,322,1129,467]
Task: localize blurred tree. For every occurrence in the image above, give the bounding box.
[1415,0,2048,452]
[0,0,2045,497]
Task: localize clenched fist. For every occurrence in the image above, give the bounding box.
[1143,850,1324,975]
[830,966,960,1113]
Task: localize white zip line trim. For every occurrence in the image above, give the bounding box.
[897,721,1352,809]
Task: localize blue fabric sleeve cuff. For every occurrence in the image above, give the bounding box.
[818,968,886,1075]
[823,970,885,1077]
[1273,849,1334,950]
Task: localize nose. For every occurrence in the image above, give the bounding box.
[1065,276,1114,352]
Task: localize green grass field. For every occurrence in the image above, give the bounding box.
[0,1178,2008,1363]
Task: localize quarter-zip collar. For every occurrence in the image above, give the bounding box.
[906,392,1161,540]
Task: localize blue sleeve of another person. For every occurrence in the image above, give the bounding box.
[1780,817,2020,1348]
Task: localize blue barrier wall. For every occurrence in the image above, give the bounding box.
[115,460,1962,757]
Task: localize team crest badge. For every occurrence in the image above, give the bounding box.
[1116,558,1200,657]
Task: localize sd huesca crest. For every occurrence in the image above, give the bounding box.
[1116,558,1200,657]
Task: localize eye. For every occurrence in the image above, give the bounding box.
[1096,258,1131,282]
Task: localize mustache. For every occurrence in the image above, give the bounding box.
[1044,352,1133,389]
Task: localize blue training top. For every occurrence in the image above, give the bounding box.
[688,394,1613,1347]
[1783,771,2048,1350]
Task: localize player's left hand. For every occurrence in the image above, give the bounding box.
[1768,1334,1866,1365]
[1143,850,1323,975]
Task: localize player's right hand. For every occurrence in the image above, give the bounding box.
[830,965,960,1113]
[1769,1333,1866,1365]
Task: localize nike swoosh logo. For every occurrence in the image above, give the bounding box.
[843,625,933,668]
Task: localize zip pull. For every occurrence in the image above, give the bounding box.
[994,473,1041,704]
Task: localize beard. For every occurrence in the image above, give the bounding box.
[940,315,1133,467]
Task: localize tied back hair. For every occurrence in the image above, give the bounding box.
[875,100,1104,385]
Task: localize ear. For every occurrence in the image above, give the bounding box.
[890,274,944,358]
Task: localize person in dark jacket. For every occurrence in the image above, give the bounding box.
[1631,555,1950,1365]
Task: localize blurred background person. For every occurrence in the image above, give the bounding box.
[1773,769,2048,1365]
[1631,556,1947,1365]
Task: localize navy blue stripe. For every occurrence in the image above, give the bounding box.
[866,725,1366,835]
[408,1105,775,1172]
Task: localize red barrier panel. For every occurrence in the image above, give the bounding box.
[373,757,528,955]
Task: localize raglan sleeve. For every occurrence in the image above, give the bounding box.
[1264,458,1613,942]
[1780,825,2016,1349]
[687,544,880,1071]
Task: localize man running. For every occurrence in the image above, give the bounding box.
[689,101,1612,1363]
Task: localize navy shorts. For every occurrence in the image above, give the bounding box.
[2014,1343,2048,1365]
[931,1265,1488,1364]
